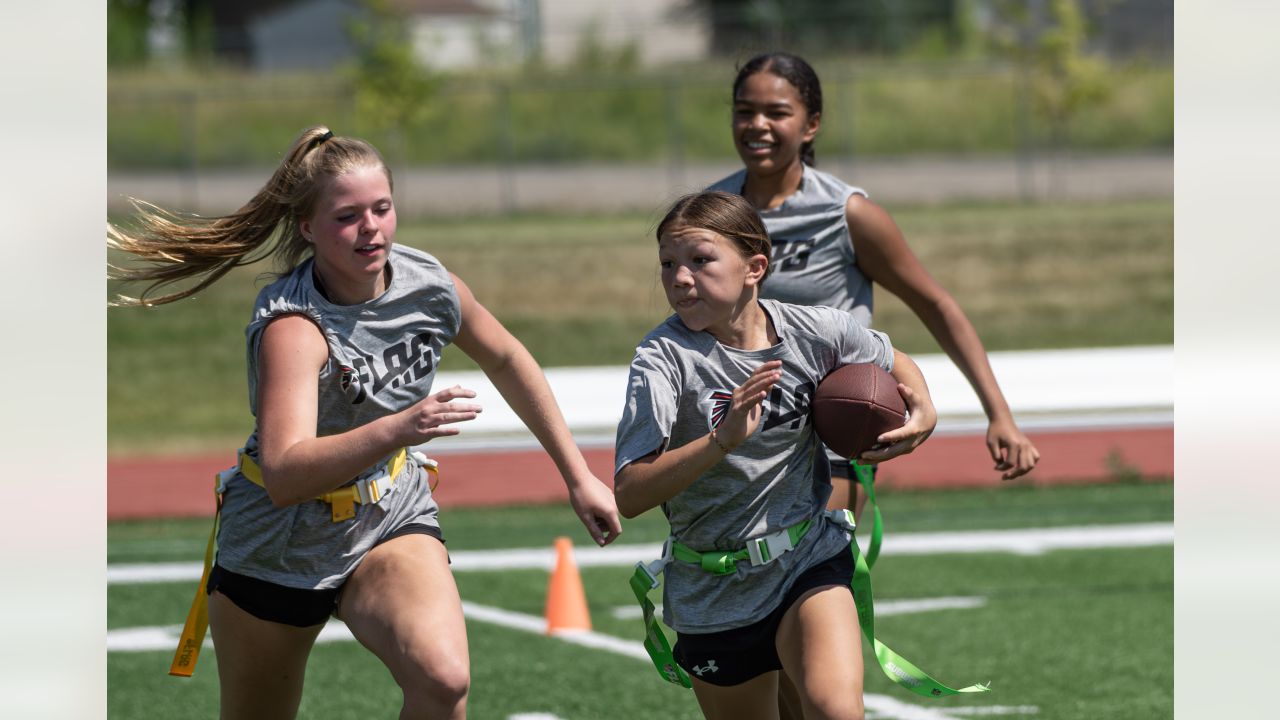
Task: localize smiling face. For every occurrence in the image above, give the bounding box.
[732,71,820,177]
[299,164,396,303]
[658,224,767,335]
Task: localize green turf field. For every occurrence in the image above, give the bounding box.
[108,483,1172,719]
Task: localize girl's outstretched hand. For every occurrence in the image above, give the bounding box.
[567,476,623,546]
[987,416,1040,480]
[857,383,936,463]
[715,360,783,450]
[394,385,483,446]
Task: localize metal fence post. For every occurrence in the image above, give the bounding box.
[664,78,685,191]
[183,90,199,212]
[497,83,517,215]
[1014,63,1034,203]
[843,71,857,179]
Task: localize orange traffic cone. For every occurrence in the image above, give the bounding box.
[545,536,592,634]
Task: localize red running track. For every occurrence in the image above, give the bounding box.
[107,426,1171,520]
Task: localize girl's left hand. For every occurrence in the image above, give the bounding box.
[987,417,1040,481]
[857,383,936,464]
[567,476,624,546]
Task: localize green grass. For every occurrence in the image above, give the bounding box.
[107,63,1172,169]
[108,198,1172,454]
[107,482,1173,719]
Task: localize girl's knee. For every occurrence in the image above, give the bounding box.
[809,693,863,720]
[399,651,470,709]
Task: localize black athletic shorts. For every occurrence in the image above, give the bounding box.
[672,545,855,687]
[206,523,444,627]
[830,460,877,482]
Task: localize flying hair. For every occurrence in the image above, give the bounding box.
[107,126,392,306]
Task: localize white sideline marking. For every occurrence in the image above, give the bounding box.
[945,707,1039,715]
[423,346,1173,442]
[107,522,1172,584]
[864,695,969,720]
[612,595,986,620]
[508,715,566,720]
[861,698,1040,719]
[105,602,652,660]
[108,597,987,655]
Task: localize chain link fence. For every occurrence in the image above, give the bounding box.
[107,63,1172,215]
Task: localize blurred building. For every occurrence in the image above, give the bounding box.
[533,0,710,65]
[201,0,709,71]
[124,0,1170,71]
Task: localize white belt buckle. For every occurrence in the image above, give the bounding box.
[637,538,673,589]
[215,467,238,495]
[411,450,434,470]
[357,467,392,504]
[747,528,794,567]
[826,508,857,533]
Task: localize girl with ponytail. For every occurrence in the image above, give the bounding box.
[707,52,1039,720]
[709,51,1039,522]
[110,126,621,719]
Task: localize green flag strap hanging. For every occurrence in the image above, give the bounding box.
[833,509,992,697]
[851,460,883,568]
[629,552,692,689]
[628,511,990,697]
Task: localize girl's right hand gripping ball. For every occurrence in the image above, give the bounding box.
[812,363,908,459]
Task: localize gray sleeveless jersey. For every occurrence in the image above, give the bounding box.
[216,244,461,589]
[706,165,872,327]
[614,299,894,633]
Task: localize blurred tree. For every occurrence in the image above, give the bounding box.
[108,0,152,67]
[344,0,438,163]
[569,20,641,76]
[108,0,221,68]
[179,0,217,65]
[989,0,1114,148]
[693,0,961,57]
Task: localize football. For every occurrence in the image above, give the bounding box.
[812,363,908,459]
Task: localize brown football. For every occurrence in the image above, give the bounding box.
[812,363,907,459]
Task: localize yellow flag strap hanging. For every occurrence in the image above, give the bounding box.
[168,449,438,677]
[168,473,223,677]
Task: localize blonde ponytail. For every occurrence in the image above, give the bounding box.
[108,126,391,306]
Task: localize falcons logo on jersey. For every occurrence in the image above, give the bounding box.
[338,364,368,404]
[706,390,733,431]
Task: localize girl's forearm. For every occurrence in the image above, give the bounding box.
[890,349,935,415]
[913,296,1013,422]
[258,416,403,507]
[614,433,727,518]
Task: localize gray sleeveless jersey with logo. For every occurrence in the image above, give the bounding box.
[614,299,894,633]
[706,165,872,327]
[708,166,876,468]
[216,244,461,590]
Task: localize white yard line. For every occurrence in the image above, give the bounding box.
[107,522,1172,584]
[864,695,973,720]
[109,599,1033,720]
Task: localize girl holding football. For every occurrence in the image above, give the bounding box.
[614,190,935,719]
